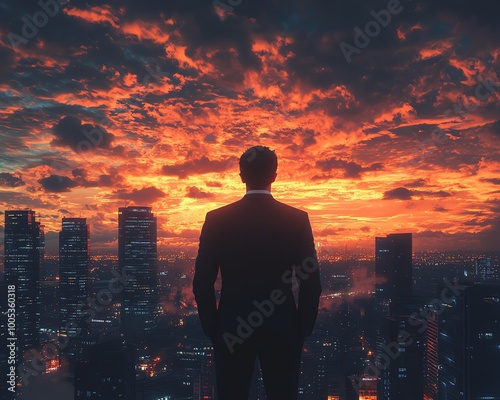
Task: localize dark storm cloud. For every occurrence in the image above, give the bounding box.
[115,186,166,204]
[418,190,452,198]
[51,116,114,152]
[186,186,215,199]
[286,129,317,153]
[485,120,500,137]
[2,1,136,85]
[78,174,116,187]
[162,156,238,178]
[405,178,428,188]
[0,172,25,187]
[0,45,16,76]
[204,133,217,143]
[38,175,77,192]
[383,187,413,200]
[0,128,31,156]
[315,157,383,179]
[121,0,263,70]
[383,187,452,200]
[0,191,53,209]
[389,124,439,138]
[318,227,347,236]
[480,178,500,185]
[69,168,118,188]
[72,168,86,178]
[206,181,223,188]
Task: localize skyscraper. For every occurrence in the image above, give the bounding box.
[379,314,425,400]
[373,233,426,400]
[439,284,500,399]
[59,218,90,361]
[370,233,413,347]
[375,233,413,301]
[118,207,158,340]
[4,210,44,355]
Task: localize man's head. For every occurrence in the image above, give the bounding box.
[239,146,278,190]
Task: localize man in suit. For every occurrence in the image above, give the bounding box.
[193,145,322,399]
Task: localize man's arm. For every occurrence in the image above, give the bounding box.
[193,211,219,339]
[295,212,322,338]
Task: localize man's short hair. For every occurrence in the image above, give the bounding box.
[239,146,278,188]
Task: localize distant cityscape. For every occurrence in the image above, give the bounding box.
[1,208,499,399]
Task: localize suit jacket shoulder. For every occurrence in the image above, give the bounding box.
[207,196,308,219]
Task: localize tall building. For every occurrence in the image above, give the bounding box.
[372,233,428,400]
[371,233,413,349]
[74,339,136,399]
[4,210,44,355]
[439,284,500,399]
[59,218,90,361]
[175,340,216,400]
[378,313,425,400]
[118,207,158,340]
[375,233,413,301]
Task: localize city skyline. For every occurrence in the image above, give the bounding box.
[1,209,499,398]
[0,204,498,257]
[1,1,500,254]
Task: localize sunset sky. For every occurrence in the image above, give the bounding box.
[0,0,499,254]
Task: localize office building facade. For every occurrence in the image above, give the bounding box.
[118,207,158,340]
[59,218,90,360]
[4,210,44,355]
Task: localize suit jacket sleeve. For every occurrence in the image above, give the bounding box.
[193,211,219,339]
[295,212,322,338]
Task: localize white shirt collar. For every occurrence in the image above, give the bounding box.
[245,190,271,195]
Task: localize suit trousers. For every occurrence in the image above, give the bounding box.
[212,326,304,400]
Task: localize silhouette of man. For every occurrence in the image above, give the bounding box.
[193,146,322,399]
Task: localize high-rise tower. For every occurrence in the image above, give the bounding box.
[4,210,44,355]
[375,233,413,301]
[59,218,90,360]
[118,207,158,340]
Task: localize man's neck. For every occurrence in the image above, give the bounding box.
[246,189,271,194]
[246,185,271,192]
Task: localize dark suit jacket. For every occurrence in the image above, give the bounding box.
[193,193,322,341]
